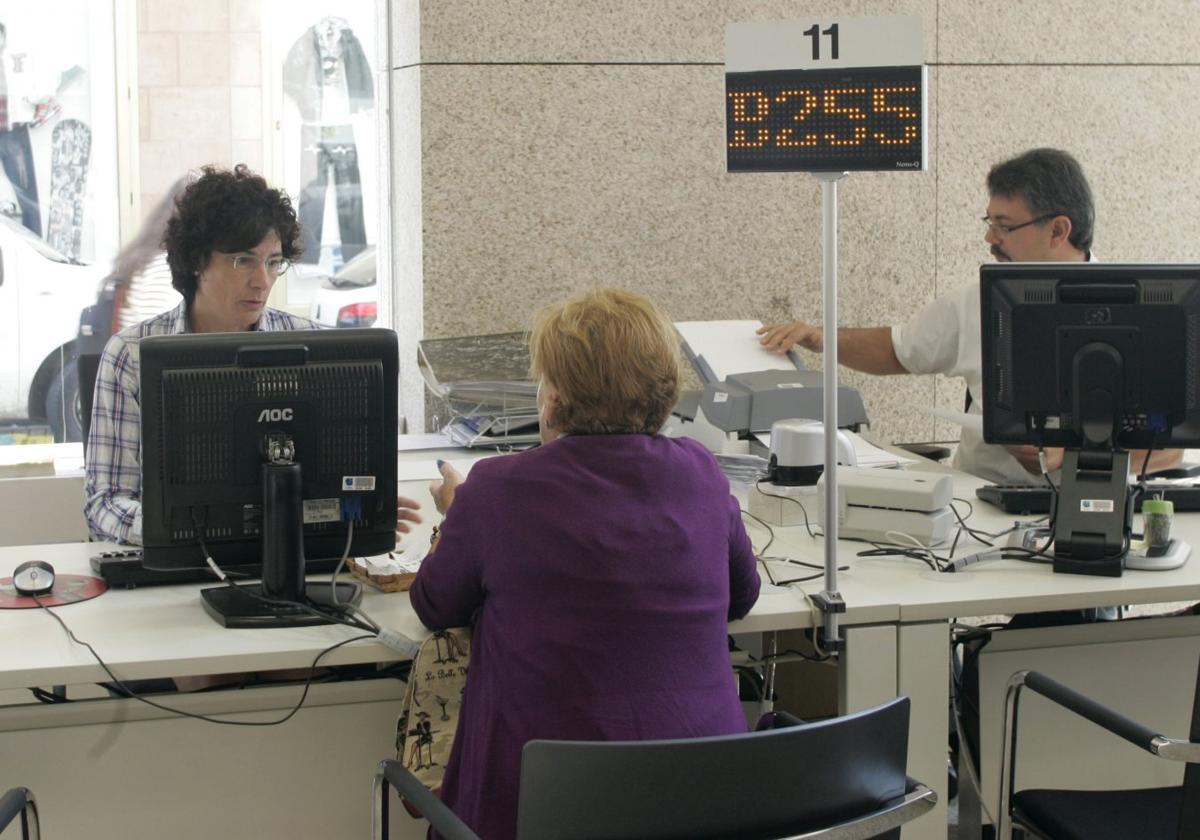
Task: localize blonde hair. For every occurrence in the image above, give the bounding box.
[529,288,682,435]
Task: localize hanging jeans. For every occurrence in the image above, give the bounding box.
[297,123,366,264]
[0,124,41,236]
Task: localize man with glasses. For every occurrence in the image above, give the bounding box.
[84,165,318,544]
[757,147,1181,483]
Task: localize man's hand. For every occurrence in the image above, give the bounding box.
[757,320,823,354]
[395,495,423,545]
[1005,445,1064,477]
[1006,445,1183,478]
[430,460,464,516]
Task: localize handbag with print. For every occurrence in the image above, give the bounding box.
[394,627,471,793]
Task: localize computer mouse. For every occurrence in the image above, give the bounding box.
[12,560,55,596]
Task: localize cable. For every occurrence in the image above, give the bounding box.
[742,506,848,586]
[787,581,831,659]
[754,480,819,538]
[1137,444,1155,484]
[740,508,777,557]
[758,556,849,586]
[326,520,389,635]
[195,527,377,634]
[29,593,374,726]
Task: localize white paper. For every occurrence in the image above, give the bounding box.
[753,430,919,469]
[675,320,797,383]
[396,433,455,451]
[922,406,984,435]
[395,457,487,483]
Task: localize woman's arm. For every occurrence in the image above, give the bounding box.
[408,466,486,630]
[84,339,145,544]
[726,495,761,621]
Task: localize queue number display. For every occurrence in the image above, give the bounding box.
[726,65,925,172]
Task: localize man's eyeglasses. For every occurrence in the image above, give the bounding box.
[220,253,291,276]
[980,213,1056,235]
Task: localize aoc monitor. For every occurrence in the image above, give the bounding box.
[980,262,1200,574]
[140,327,398,625]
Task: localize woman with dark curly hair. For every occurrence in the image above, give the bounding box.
[84,165,319,544]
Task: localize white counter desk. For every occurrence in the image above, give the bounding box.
[6,457,1200,839]
[0,487,830,840]
[751,466,1200,839]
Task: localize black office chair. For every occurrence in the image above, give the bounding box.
[78,352,101,458]
[373,696,936,840]
[0,787,40,840]
[998,668,1200,839]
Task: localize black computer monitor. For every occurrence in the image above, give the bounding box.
[980,262,1200,575]
[140,327,398,626]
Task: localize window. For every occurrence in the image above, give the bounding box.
[0,1,122,452]
[0,0,390,462]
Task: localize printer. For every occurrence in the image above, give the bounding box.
[670,320,869,454]
[699,369,868,436]
[817,465,956,546]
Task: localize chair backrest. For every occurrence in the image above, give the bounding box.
[78,352,101,457]
[515,696,911,840]
[1180,653,1200,839]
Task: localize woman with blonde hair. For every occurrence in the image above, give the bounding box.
[409,287,760,840]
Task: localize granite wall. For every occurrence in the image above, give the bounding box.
[390,1,1200,438]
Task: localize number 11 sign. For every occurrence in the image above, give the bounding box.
[725,17,927,172]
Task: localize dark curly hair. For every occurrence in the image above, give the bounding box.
[164,164,302,303]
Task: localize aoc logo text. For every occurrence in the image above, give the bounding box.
[257,408,294,423]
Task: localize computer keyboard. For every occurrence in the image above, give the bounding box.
[90,549,347,589]
[975,482,1200,515]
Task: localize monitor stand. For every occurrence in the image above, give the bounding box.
[201,461,362,628]
[1052,448,1131,577]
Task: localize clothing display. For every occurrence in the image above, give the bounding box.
[46,116,90,259]
[409,433,760,840]
[283,18,373,263]
[890,253,1096,484]
[84,302,319,545]
[297,123,365,262]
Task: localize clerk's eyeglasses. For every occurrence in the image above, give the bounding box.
[219,252,291,276]
[980,214,1055,235]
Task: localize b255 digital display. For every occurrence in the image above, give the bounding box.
[726,65,925,172]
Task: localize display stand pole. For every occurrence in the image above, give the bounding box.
[812,170,849,651]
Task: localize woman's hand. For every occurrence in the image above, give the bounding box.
[430,460,465,516]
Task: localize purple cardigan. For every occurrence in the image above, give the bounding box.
[409,434,760,840]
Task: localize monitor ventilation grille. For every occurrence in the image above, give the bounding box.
[1189,314,1199,410]
[1021,282,1055,304]
[162,362,383,485]
[992,310,1012,408]
[1143,282,1175,304]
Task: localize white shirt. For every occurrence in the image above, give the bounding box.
[890,282,1027,482]
[890,255,1095,485]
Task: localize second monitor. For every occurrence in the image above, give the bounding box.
[980,262,1200,575]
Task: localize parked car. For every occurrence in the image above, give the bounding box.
[0,215,107,441]
[310,246,378,328]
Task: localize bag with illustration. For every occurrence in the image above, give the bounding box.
[394,627,471,793]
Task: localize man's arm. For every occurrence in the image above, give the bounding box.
[1006,445,1185,478]
[757,321,908,375]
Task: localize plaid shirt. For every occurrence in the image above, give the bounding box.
[84,302,321,544]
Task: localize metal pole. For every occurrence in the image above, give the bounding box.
[814,171,848,650]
